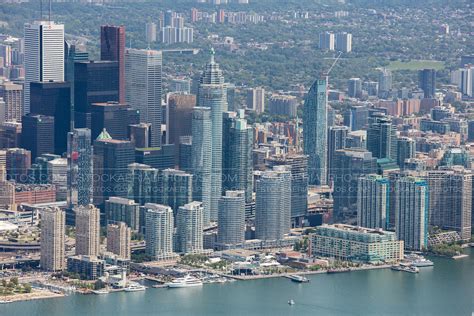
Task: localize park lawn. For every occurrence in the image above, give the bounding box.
[387,60,445,71]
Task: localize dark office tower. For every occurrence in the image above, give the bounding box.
[90,102,139,140]
[328,126,348,181]
[65,41,88,126]
[366,113,397,161]
[67,128,93,209]
[74,61,119,128]
[30,81,71,155]
[135,145,175,170]
[129,123,151,148]
[332,148,377,222]
[303,77,328,185]
[168,94,195,149]
[343,105,368,131]
[267,154,308,222]
[418,69,436,98]
[93,133,135,205]
[127,163,160,205]
[222,112,253,204]
[21,114,55,160]
[100,25,125,103]
[160,169,193,217]
[179,136,192,172]
[0,122,22,148]
[6,148,31,183]
[397,137,416,169]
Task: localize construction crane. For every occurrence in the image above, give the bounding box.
[322,51,343,77]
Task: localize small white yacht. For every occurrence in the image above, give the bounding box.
[124,282,146,292]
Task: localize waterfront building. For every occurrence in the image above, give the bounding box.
[309,224,404,263]
[40,207,66,271]
[67,255,105,280]
[24,21,64,114]
[191,107,212,225]
[255,167,291,241]
[303,77,328,185]
[144,203,177,260]
[357,174,390,229]
[100,25,125,103]
[197,50,227,221]
[75,204,101,257]
[176,201,204,254]
[105,197,141,232]
[107,222,131,260]
[125,48,162,147]
[394,176,428,251]
[217,190,245,248]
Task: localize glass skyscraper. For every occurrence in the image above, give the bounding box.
[303,77,328,185]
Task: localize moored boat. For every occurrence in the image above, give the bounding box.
[165,275,203,288]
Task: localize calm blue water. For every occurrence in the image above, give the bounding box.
[3,248,473,316]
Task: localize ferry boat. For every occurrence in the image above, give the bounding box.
[287,275,310,283]
[166,275,203,288]
[124,283,146,292]
[391,264,419,273]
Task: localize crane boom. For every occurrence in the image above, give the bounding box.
[323,51,343,76]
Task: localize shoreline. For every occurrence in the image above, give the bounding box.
[0,288,65,304]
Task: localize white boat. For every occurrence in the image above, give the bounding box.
[92,288,110,295]
[166,275,203,288]
[287,275,310,283]
[411,258,434,267]
[124,283,146,292]
[391,264,419,273]
[288,299,295,305]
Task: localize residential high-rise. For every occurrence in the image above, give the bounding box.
[268,95,298,117]
[378,68,392,97]
[0,121,22,149]
[197,50,227,221]
[67,128,93,208]
[107,222,131,259]
[217,190,245,248]
[328,126,348,181]
[459,66,473,97]
[222,112,253,204]
[303,77,328,185]
[319,32,335,50]
[48,157,67,201]
[367,113,398,161]
[418,69,436,98]
[160,169,193,216]
[343,105,368,131]
[347,78,362,98]
[394,176,428,251]
[93,134,135,205]
[246,87,265,114]
[127,163,160,205]
[40,207,66,271]
[255,167,291,241]
[21,114,55,160]
[144,203,176,260]
[24,21,64,114]
[357,174,390,229]
[267,154,308,220]
[0,81,23,121]
[397,137,416,169]
[74,61,119,129]
[333,148,377,221]
[145,22,157,43]
[427,169,472,241]
[75,204,101,256]
[176,201,204,254]
[100,25,125,103]
[105,197,140,232]
[125,49,162,147]
[30,81,71,154]
[335,32,352,53]
[192,107,212,225]
[168,93,195,157]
